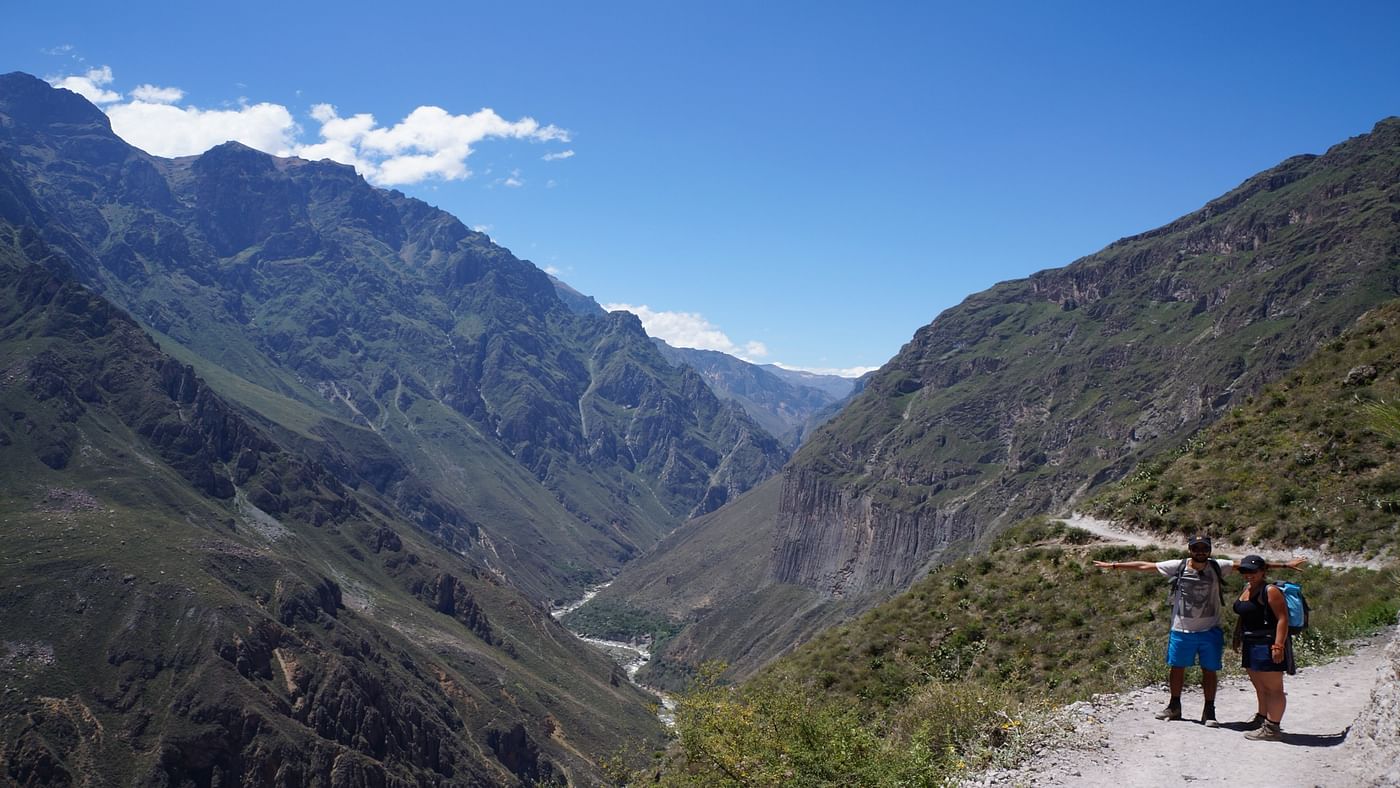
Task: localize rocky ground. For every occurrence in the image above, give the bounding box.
[965,627,1400,787]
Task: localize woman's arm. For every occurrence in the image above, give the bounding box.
[1266,585,1290,663]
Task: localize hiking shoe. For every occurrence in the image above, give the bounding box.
[1244,720,1282,741]
[1154,705,1182,721]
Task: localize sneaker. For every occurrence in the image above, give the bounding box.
[1244,720,1282,741]
[1155,705,1182,720]
[1202,714,1220,728]
[1240,713,1266,730]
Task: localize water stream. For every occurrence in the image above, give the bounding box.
[551,582,676,726]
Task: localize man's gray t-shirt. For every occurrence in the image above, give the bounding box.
[1155,558,1237,632]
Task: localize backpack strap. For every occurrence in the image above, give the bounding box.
[1208,559,1225,605]
[1168,558,1187,601]
[1255,583,1284,630]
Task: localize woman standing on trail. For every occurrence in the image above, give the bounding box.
[1233,554,1294,741]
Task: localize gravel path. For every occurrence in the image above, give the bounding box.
[1057,514,1389,570]
[970,629,1398,788]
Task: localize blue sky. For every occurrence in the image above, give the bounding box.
[5,1,1399,375]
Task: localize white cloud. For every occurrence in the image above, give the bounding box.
[300,103,568,186]
[543,265,562,276]
[770,362,878,378]
[105,100,299,158]
[49,65,121,104]
[45,67,570,188]
[542,149,575,161]
[130,84,184,104]
[603,303,769,362]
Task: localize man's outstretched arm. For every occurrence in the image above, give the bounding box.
[1093,560,1160,572]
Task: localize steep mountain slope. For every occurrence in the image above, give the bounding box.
[0,252,665,784]
[652,342,855,447]
[0,71,786,605]
[1090,299,1400,556]
[596,116,1400,685]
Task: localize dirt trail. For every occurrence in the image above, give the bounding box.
[974,629,1397,787]
[1058,514,1389,570]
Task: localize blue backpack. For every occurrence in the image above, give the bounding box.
[1273,581,1310,634]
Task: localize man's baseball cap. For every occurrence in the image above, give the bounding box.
[1187,535,1212,550]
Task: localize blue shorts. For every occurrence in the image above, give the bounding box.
[1166,627,1224,671]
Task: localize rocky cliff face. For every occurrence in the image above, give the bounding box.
[770,466,971,596]
[0,71,786,603]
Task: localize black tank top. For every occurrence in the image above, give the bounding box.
[1233,585,1277,641]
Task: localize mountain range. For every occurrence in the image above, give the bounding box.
[0,70,791,783]
[650,342,858,448]
[546,276,859,449]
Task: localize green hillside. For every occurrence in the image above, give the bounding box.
[1090,300,1400,556]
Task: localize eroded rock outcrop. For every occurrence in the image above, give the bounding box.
[771,467,974,596]
[1348,620,1400,787]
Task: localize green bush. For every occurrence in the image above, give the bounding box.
[651,662,1027,787]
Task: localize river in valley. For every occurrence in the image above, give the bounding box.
[551,582,676,725]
